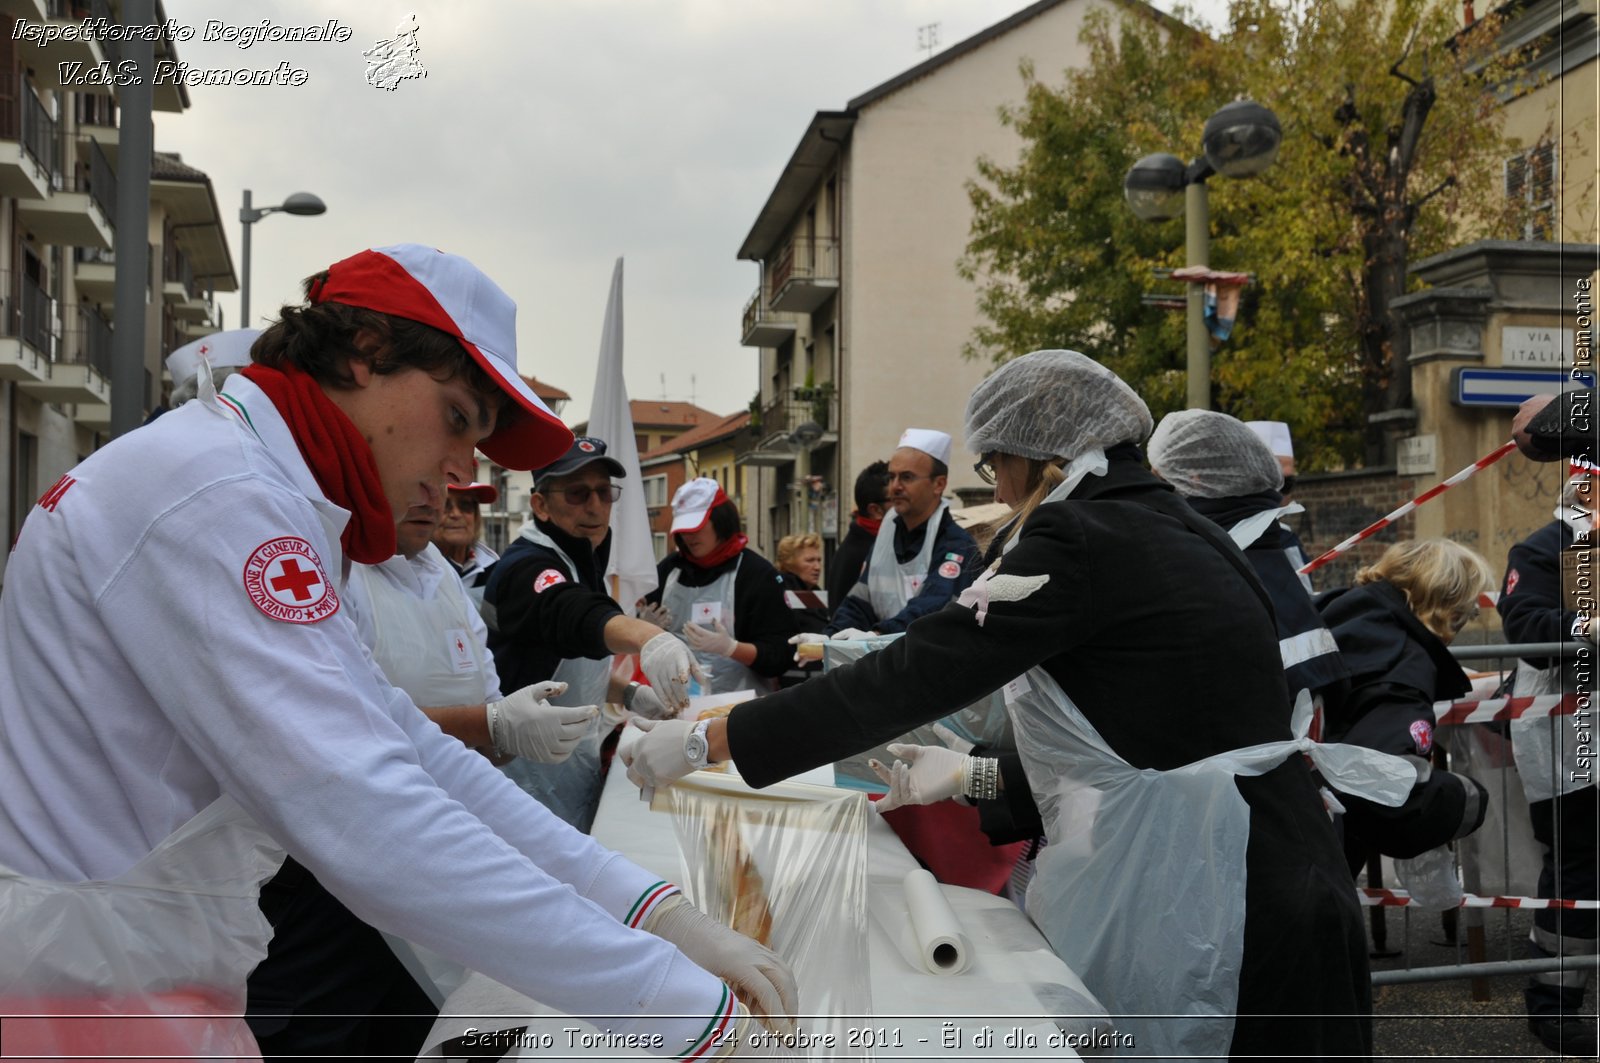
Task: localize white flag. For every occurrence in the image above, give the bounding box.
[587,258,657,612]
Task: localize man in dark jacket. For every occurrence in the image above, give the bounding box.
[485,437,684,718]
[1497,471,1598,1054]
[829,429,979,636]
[827,461,888,619]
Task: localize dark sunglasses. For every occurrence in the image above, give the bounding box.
[544,483,623,506]
[443,496,480,513]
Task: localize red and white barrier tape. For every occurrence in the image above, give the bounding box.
[1361,888,1600,910]
[1298,441,1519,576]
[1432,692,1579,726]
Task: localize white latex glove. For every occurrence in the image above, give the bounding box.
[487,682,596,763]
[626,681,674,721]
[635,600,676,630]
[931,721,975,756]
[832,627,876,641]
[640,631,707,712]
[867,743,968,813]
[682,618,738,658]
[621,717,699,792]
[643,894,798,1035]
[787,631,826,665]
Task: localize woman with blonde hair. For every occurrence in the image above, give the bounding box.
[1315,538,1495,871]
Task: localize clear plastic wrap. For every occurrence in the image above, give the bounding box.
[823,637,1012,790]
[0,795,284,1061]
[666,772,872,1060]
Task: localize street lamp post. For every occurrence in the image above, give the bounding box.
[239,189,327,327]
[1123,100,1281,410]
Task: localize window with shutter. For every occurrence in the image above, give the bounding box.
[1505,141,1557,240]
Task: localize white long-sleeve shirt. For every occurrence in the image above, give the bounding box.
[0,376,728,1052]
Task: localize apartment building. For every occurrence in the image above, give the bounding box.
[734,0,1176,563]
[0,0,233,585]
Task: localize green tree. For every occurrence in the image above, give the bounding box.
[960,0,1530,468]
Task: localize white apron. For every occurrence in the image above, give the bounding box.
[661,554,767,695]
[352,550,494,708]
[1511,506,1596,803]
[498,525,611,831]
[0,796,285,1060]
[865,501,950,620]
[1010,673,1415,1056]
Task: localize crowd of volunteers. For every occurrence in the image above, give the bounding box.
[0,238,1593,1061]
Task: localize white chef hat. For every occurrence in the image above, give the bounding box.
[897,428,953,466]
[1147,410,1284,499]
[964,350,1152,461]
[1244,420,1294,461]
[165,329,261,384]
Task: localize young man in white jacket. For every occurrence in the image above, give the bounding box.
[0,244,791,1059]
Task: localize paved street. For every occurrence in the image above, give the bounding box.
[1368,904,1594,1060]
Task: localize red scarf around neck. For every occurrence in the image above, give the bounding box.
[682,532,748,570]
[240,364,396,565]
[855,513,883,536]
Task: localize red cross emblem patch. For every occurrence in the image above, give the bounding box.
[533,568,567,593]
[578,439,596,452]
[242,536,339,624]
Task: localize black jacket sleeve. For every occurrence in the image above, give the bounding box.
[491,551,620,661]
[733,552,802,677]
[972,750,1044,843]
[1497,523,1579,669]
[727,505,1096,787]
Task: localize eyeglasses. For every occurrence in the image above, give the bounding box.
[885,472,928,487]
[974,453,998,486]
[543,483,623,506]
[443,496,479,514]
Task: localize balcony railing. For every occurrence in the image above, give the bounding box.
[0,270,58,356]
[164,244,192,294]
[61,304,111,376]
[85,137,114,221]
[752,388,838,442]
[740,286,799,347]
[769,237,841,314]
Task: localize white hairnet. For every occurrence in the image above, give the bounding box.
[963,350,1153,461]
[1147,409,1284,499]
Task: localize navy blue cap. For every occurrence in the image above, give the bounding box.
[534,436,627,487]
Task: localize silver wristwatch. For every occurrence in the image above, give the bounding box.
[683,719,713,771]
[623,681,641,710]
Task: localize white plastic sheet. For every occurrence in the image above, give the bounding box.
[823,637,1012,790]
[666,773,871,1060]
[0,796,284,1061]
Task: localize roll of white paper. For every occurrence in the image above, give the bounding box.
[903,868,971,975]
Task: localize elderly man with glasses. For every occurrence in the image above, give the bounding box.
[483,436,692,829]
[825,428,981,639]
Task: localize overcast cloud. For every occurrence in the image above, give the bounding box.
[151,1,1218,424]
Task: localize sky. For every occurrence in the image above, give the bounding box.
[152,0,1225,425]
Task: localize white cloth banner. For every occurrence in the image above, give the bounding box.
[587,258,658,614]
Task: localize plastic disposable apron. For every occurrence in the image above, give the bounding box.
[498,524,611,832]
[1511,506,1595,802]
[353,553,493,708]
[661,554,768,695]
[1007,674,1415,1056]
[0,796,285,1061]
[865,502,949,620]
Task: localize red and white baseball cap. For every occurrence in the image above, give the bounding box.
[671,477,727,533]
[311,244,573,470]
[166,328,261,384]
[447,481,499,504]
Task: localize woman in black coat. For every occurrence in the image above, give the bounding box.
[1315,539,1494,871]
